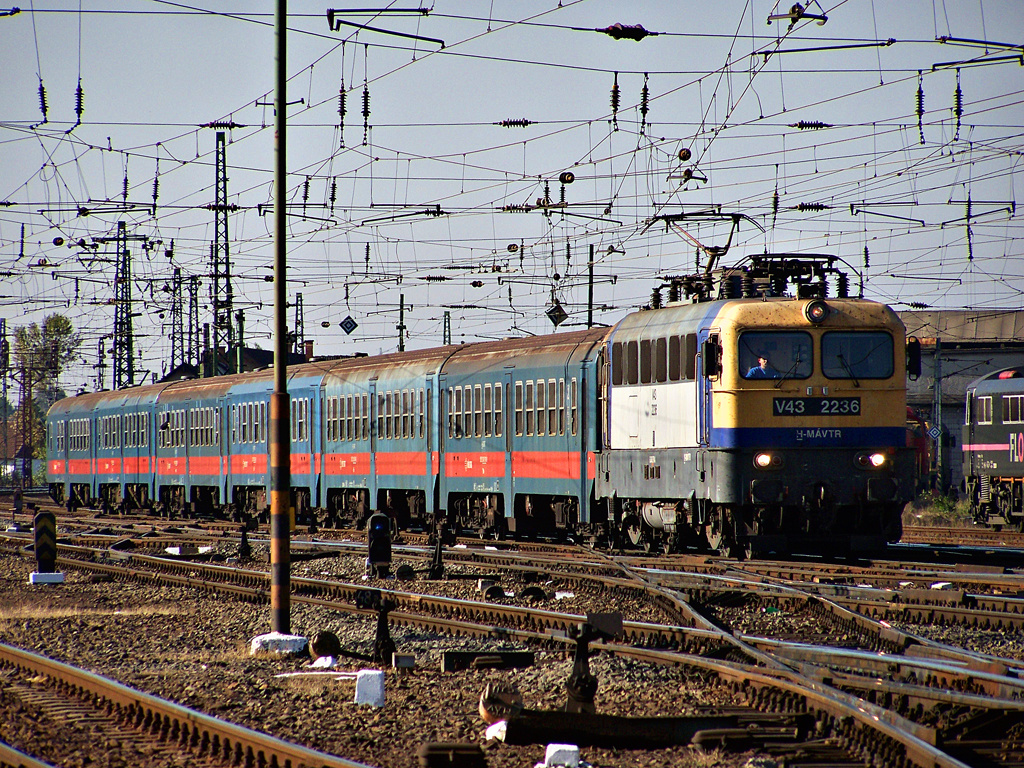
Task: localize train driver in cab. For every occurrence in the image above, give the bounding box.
[746,353,779,379]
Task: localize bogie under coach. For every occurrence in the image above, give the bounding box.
[963,366,1024,531]
[47,255,920,556]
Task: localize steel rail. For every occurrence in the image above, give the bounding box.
[4,548,1012,767]
[0,642,374,768]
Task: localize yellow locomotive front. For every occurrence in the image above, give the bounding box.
[703,296,915,553]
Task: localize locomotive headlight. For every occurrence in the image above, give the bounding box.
[754,452,784,469]
[855,452,888,469]
[804,299,829,324]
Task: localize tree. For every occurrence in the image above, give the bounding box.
[14,314,81,404]
[10,314,81,485]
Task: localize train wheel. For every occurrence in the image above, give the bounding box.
[704,513,725,552]
[623,515,644,549]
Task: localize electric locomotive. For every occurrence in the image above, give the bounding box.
[962,366,1024,531]
[45,254,919,556]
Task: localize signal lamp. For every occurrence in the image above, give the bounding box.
[804,299,829,324]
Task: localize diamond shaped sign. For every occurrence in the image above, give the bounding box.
[927,425,941,440]
[340,316,359,335]
[546,302,568,327]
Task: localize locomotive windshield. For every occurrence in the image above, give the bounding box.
[739,331,812,379]
[821,331,893,380]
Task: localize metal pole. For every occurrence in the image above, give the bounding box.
[933,338,944,493]
[398,293,406,352]
[587,244,595,329]
[270,0,292,635]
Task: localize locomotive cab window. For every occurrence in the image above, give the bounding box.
[739,331,812,380]
[978,396,993,425]
[822,332,894,380]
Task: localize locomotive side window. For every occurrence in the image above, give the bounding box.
[655,338,668,383]
[627,341,639,384]
[739,331,812,379]
[685,333,698,379]
[822,332,894,379]
[978,396,993,425]
[1002,394,1024,424]
[640,340,652,384]
[612,342,624,385]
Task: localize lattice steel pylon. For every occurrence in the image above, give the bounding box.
[169,267,184,370]
[292,292,304,354]
[210,131,234,374]
[112,221,135,389]
[188,274,200,368]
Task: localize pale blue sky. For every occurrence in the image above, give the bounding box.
[2,1,1022,391]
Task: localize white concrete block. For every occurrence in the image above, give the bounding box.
[311,655,337,669]
[29,572,65,585]
[353,669,385,707]
[249,632,308,656]
[544,743,579,767]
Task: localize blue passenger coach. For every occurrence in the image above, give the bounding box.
[47,256,920,556]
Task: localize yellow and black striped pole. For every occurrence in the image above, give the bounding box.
[270,0,291,635]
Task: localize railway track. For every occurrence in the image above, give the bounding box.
[2,530,1023,767]
[0,640,373,768]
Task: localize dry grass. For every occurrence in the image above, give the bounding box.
[0,604,185,622]
[902,491,974,527]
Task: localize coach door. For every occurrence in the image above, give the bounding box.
[504,370,515,520]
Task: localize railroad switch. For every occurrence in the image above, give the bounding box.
[564,612,623,714]
[238,527,252,560]
[355,588,397,664]
[427,533,445,580]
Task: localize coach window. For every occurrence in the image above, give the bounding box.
[570,378,578,435]
[515,382,524,435]
[535,380,545,435]
[387,391,395,439]
[495,383,503,437]
[525,381,535,435]
[627,340,639,385]
[822,332,893,380]
[473,384,482,437]
[1002,394,1023,424]
[393,391,401,439]
[548,379,558,435]
[557,379,566,435]
[483,384,493,436]
[978,396,993,425]
[460,386,470,438]
[419,389,425,438]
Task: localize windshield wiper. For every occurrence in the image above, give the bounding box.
[774,356,803,389]
[837,352,860,388]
